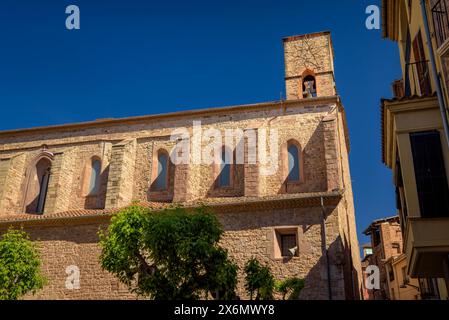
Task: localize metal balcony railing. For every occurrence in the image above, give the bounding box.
[404,60,432,97]
[432,0,449,48]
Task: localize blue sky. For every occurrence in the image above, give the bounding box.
[0,0,400,245]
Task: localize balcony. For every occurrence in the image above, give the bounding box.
[432,0,449,49]
[404,61,432,97]
[405,217,449,278]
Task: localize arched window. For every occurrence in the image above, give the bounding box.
[287,143,300,182]
[302,74,317,98]
[24,155,53,214]
[36,159,51,214]
[88,159,101,195]
[218,148,232,187]
[154,151,169,190]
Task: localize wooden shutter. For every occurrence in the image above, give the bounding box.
[412,31,431,95]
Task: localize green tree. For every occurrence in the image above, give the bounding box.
[99,205,238,300]
[0,229,46,300]
[244,258,275,300]
[276,278,305,300]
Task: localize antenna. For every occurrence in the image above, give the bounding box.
[280,91,286,113]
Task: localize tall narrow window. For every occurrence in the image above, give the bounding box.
[410,131,449,218]
[412,30,431,95]
[154,151,169,190]
[404,29,412,96]
[372,228,381,247]
[25,156,52,214]
[36,165,51,214]
[218,148,231,187]
[287,144,300,182]
[88,159,101,195]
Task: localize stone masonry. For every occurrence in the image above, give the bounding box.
[0,31,362,300]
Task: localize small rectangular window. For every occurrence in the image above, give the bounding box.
[274,228,299,258]
[281,234,297,257]
[392,243,401,254]
[372,229,381,247]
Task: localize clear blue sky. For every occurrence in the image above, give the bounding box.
[0,0,400,245]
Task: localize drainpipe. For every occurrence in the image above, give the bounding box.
[420,0,449,149]
[443,255,449,296]
[321,196,332,300]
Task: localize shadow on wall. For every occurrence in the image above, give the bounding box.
[207,160,245,198]
[298,235,347,300]
[278,121,328,195]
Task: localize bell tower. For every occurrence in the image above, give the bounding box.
[283,31,336,100]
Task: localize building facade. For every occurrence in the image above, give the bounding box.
[0,32,362,300]
[363,216,420,300]
[360,243,373,300]
[381,0,449,300]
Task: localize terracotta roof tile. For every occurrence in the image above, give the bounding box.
[0,191,344,226]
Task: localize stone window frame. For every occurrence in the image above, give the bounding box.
[21,151,54,214]
[150,148,171,192]
[281,139,305,187]
[272,227,300,260]
[81,156,102,197]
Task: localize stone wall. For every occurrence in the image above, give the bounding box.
[334,108,363,299]
[69,142,111,210]
[283,32,336,100]
[0,31,362,300]
[0,153,27,215]
[0,101,336,213]
[12,205,347,300]
[0,100,361,299]
[380,221,403,260]
[105,139,137,209]
[365,218,402,300]
[21,223,136,300]
[44,148,77,214]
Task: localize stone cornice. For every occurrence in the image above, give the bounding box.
[0,190,343,229]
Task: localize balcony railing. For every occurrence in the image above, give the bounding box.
[432,0,449,48]
[404,60,432,97]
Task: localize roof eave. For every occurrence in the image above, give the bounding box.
[0,190,344,228]
[382,0,400,41]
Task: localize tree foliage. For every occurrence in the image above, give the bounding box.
[0,229,46,300]
[244,258,275,300]
[276,278,305,300]
[99,205,238,300]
